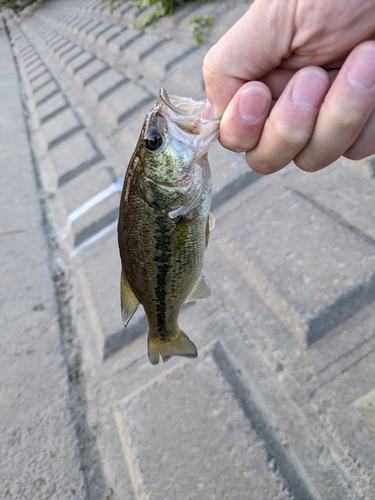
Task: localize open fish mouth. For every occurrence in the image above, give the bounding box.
[156,88,220,154]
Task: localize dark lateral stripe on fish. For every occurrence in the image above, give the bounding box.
[154,213,170,340]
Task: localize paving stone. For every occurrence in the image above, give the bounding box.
[140,39,196,78]
[24,58,42,74]
[66,51,95,75]
[99,81,153,126]
[34,79,59,105]
[93,2,107,13]
[28,64,48,82]
[47,32,66,46]
[41,107,83,150]
[22,53,39,67]
[353,387,375,434]
[17,44,33,56]
[216,188,375,345]
[111,3,132,19]
[42,30,59,44]
[87,21,113,42]
[162,45,206,97]
[121,3,145,24]
[115,341,291,500]
[108,28,142,55]
[312,343,375,493]
[71,17,92,34]
[96,24,125,47]
[72,193,120,250]
[21,49,38,63]
[74,58,109,87]
[37,91,69,124]
[281,161,375,241]
[85,68,127,103]
[124,33,166,63]
[55,40,75,58]
[64,15,86,31]
[48,130,104,186]
[101,6,115,17]
[60,45,83,66]
[78,19,101,38]
[53,38,71,55]
[59,163,116,215]
[30,71,53,92]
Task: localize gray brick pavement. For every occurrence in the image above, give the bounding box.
[3,1,375,499]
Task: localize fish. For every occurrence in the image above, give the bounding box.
[117,88,220,365]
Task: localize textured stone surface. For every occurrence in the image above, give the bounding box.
[108,28,142,54]
[41,107,83,149]
[85,68,127,103]
[49,131,104,186]
[217,188,375,345]
[115,342,291,500]
[99,81,153,126]
[74,57,108,87]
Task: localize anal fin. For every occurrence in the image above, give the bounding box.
[121,269,140,327]
[186,273,212,303]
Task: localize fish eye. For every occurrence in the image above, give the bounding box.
[145,131,164,152]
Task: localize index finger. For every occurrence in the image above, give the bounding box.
[202,0,293,117]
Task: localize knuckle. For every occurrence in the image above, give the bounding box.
[271,118,310,147]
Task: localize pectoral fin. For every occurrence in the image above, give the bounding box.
[186,273,212,303]
[121,269,140,326]
[206,212,215,247]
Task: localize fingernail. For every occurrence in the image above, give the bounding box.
[291,69,328,110]
[347,48,375,90]
[204,100,214,120]
[239,87,269,123]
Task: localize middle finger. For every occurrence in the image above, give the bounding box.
[245,67,330,174]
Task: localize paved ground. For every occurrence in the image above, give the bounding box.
[1,1,375,499]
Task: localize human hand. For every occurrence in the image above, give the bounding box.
[203,0,375,174]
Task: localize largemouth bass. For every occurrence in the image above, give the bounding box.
[117,88,219,365]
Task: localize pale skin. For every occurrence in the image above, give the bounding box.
[203,0,375,174]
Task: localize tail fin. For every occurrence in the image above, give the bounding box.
[147,330,198,365]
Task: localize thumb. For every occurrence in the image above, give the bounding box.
[203,0,295,118]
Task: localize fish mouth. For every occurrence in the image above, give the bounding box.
[149,88,220,160]
[157,88,220,138]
